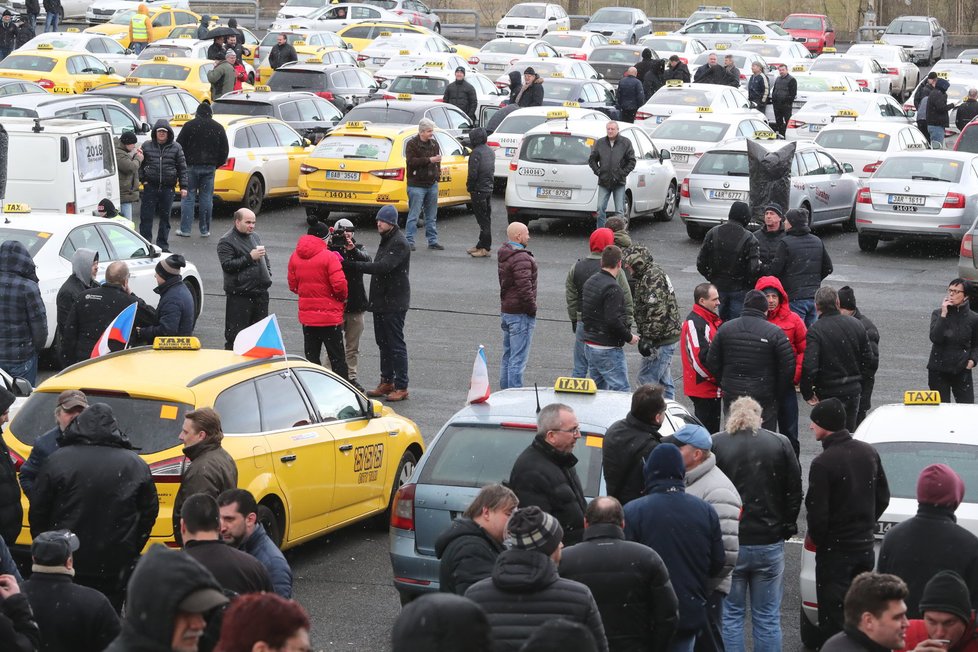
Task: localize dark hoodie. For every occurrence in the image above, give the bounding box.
[467,127,494,194]
[623,444,724,634]
[391,593,493,652]
[696,201,760,292]
[435,517,504,596]
[635,49,654,86]
[139,120,188,189]
[56,248,99,348]
[176,102,230,168]
[769,209,833,301]
[928,77,951,128]
[565,228,633,324]
[0,240,46,364]
[28,404,159,581]
[643,58,666,97]
[507,70,523,104]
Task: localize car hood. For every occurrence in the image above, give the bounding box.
[583,22,630,31]
[276,6,320,18]
[883,35,931,48]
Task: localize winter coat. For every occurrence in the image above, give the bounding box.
[927,78,951,128]
[566,229,633,325]
[207,60,235,100]
[18,425,60,501]
[878,505,978,618]
[175,104,229,168]
[139,120,187,189]
[28,404,159,580]
[756,227,784,274]
[706,307,795,401]
[497,242,537,317]
[747,72,770,106]
[268,42,297,70]
[617,74,645,111]
[903,617,978,652]
[770,73,797,105]
[957,98,978,130]
[443,78,477,119]
[516,77,544,107]
[25,0,39,14]
[663,61,690,83]
[141,275,194,340]
[0,240,46,364]
[507,70,522,103]
[241,523,292,598]
[684,456,740,594]
[681,304,723,400]
[114,138,141,203]
[755,275,807,384]
[628,244,681,347]
[464,548,608,652]
[643,60,666,98]
[339,242,370,313]
[635,52,655,85]
[287,234,348,327]
[852,308,880,377]
[217,226,272,296]
[405,133,440,187]
[821,627,894,652]
[466,127,494,194]
[232,61,247,91]
[0,433,22,547]
[560,523,679,652]
[588,135,636,189]
[0,20,16,51]
[805,429,889,551]
[693,63,729,85]
[800,307,873,401]
[60,283,148,366]
[769,224,833,301]
[696,221,760,292]
[172,437,238,541]
[582,270,633,347]
[42,0,59,14]
[0,593,39,652]
[624,445,724,633]
[22,570,120,652]
[724,65,741,87]
[602,413,662,506]
[928,300,978,374]
[206,41,224,61]
[509,436,587,546]
[713,425,802,545]
[434,517,504,596]
[345,225,410,313]
[183,539,273,595]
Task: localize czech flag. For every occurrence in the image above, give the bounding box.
[91,302,138,359]
[466,345,491,404]
[233,314,286,358]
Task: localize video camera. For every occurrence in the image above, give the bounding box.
[328,224,349,250]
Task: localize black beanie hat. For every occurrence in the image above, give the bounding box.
[120,131,138,145]
[743,289,768,313]
[786,207,809,228]
[919,570,972,625]
[155,253,186,280]
[728,200,751,226]
[307,221,330,238]
[838,286,856,310]
[811,397,846,432]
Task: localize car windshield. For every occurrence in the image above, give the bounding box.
[312,135,394,160]
[285,0,326,6]
[796,76,835,92]
[814,128,890,152]
[211,100,274,117]
[521,132,594,164]
[0,107,39,117]
[694,150,750,175]
[130,64,191,81]
[541,80,579,101]
[268,69,326,91]
[0,229,51,256]
[139,46,191,60]
[654,119,728,142]
[0,55,57,72]
[496,114,552,133]
[649,88,713,105]
[542,34,585,48]
[10,391,194,455]
[508,5,545,18]
[369,36,426,51]
[874,442,978,501]
[810,58,864,73]
[782,16,823,30]
[591,8,633,24]
[641,38,684,52]
[885,20,931,36]
[874,156,965,182]
[482,41,531,55]
[589,48,642,63]
[388,76,447,95]
[110,10,135,24]
[344,106,416,123]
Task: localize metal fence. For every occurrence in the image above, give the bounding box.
[856,25,886,43]
[189,0,260,29]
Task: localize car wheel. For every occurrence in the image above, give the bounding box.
[655,182,678,221]
[184,279,202,323]
[800,604,821,650]
[257,503,283,548]
[243,175,264,214]
[433,22,440,33]
[685,222,706,240]
[843,202,857,233]
[858,233,879,252]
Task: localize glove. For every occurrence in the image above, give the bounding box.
[638,339,653,357]
[571,320,577,334]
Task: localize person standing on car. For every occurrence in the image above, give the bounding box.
[768,207,833,327]
[443,66,477,123]
[0,240,46,386]
[838,286,879,426]
[515,67,544,107]
[927,77,951,148]
[176,101,229,238]
[218,208,272,350]
[269,32,297,70]
[588,121,635,229]
[757,203,784,275]
[134,254,195,342]
[770,64,797,136]
[927,278,978,403]
[696,201,760,321]
[664,54,691,83]
[115,131,142,221]
[957,88,978,131]
[127,4,150,54]
[747,61,769,112]
[139,120,187,253]
[617,66,645,123]
[405,118,443,251]
[497,222,537,390]
[42,0,60,32]
[681,282,723,433]
[466,126,494,258]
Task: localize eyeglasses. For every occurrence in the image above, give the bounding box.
[948,288,965,295]
[551,426,581,435]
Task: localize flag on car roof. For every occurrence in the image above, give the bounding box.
[233,314,286,358]
[90,302,138,359]
[467,345,491,404]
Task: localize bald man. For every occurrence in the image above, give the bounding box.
[217,208,272,350]
[498,223,537,389]
[617,66,645,123]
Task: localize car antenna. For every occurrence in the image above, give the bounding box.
[534,383,541,414]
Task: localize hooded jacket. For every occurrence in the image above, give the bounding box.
[627,244,681,348]
[139,120,188,190]
[928,299,978,374]
[508,436,587,546]
[497,241,537,317]
[507,70,522,104]
[176,102,230,168]
[28,404,159,579]
[0,591,39,652]
[623,445,724,633]
[800,306,873,401]
[928,78,951,128]
[957,97,978,130]
[755,275,807,384]
[0,240,46,364]
[114,137,141,203]
[696,214,760,292]
[588,133,636,189]
[516,75,545,108]
[207,59,236,100]
[467,127,494,194]
[683,455,741,594]
[288,234,348,327]
[706,306,795,401]
[680,303,723,400]
[22,569,120,652]
[443,77,477,120]
[391,593,493,652]
[171,436,238,542]
[218,225,273,296]
[769,220,833,301]
[141,274,195,340]
[565,228,633,325]
[635,50,655,84]
[602,413,662,506]
[643,59,666,97]
[663,61,690,83]
[345,224,410,313]
[434,517,504,596]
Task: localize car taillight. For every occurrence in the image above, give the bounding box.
[138,99,147,123]
[862,161,881,173]
[65,202,76,214]
[495,81,508,89]
[680,178,690,198]
[487,141,500,148]
[381,93,397,100]
[962,233,974,258]
[787,119,806,129]
[885,67,899,75]
[219,158,235,171]
[509,160,518,171]
[568,53,586,60]
[299,163,319,174]
[357,54,368,61]
[392,8,403,13]
[150,456,187,482]
[804,533,817,552]
[370,168,405,180]
[468,56,479,65]
[37,78,54,89]
[679,57,687,64]
[316,91,335,100]
[390,482,415,530]
[856,187,872,203]
[8,449,24,472]
[740,73,746,80]
[857,79,868,88]
[433,98,444,102]
[944,192,966,209]
[635,111,650,121]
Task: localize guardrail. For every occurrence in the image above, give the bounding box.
[436,9,481,40]
[568,15,686,33]
[190,0,260,29]
[856,25,886,43]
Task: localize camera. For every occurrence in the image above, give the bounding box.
[328,225,348,250]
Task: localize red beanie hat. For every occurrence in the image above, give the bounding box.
[589,227,614,253]
[916,463,965,508]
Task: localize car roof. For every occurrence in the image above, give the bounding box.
[212,114,290,128]
[591,45,646,53]
[135,56,204,66]
[712,137,821,153]
[878,149,978,162]
[545,30,595,37]
[1,212,125,230]
[0,93,109,109]
[443,387,632,432]
[329,120,423,137]
[1,117,113,134]
[856,404,978,444]
[217,90,320,104]
[525,117,608,137]
[816,120,914,134]
[87,83,184,96]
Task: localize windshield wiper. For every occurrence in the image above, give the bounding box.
[910,175,943,181]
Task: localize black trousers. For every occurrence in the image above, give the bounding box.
[471,191,492,250]
[773,102,792,136]
[917,119,930,142]
[374,310,408,389]
[620,108,637,123]
[691,396,721,434]
[224,292,269,350]
[856,376,875,426]
[815,548,875,645]
[303,324,348,379]
[723,393,777,431]
[929,368,975,403]
[695,590,726,652]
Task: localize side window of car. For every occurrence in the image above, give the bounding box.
[744,24,763,34]
[444,107,471,130]
[270,122,303,147]
[736,120,755,138]
[250,122,280,148]
[179,92,200,114]
[99,223,150,259]
[799,151,820,175]
[152,12,172,27]
[424,107,449,129]
[175,11,196,25]
[105,105,138,133]
[296,370,364,422]
[815,150,839,174]
[214,381,262,434]
[255,373,313,431]
[61,225,110,262]
[279,101,301,122]
[199,63,213,83]
[434,131,464,156]
[234,127,252,149]
[66,56,83,75]
[687,23,710,34]
[87,39,107,54]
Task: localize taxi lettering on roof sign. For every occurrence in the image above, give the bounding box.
[379,31,392,36]
[125,77,140,85]
[748,34,766,40]
[556,26,569,31]
[653,31,668,36]
[37,43,53,50]
[179,34,193,38]
[904,390,940,405]
[608,39,622,45]
[753,130,777,139]
[696,106,713,113]
[346,121,366,129]
[837,109,858,117]
[554,377,597,394]
[424,61,443,67]
[306,56,323,63]
[792,65,806,72]
[830,85,846,91]
[66,27,80,32]
[3,203,31,214]
[550,71,564,78]
[52,86,73,94]
[715,43,728,50]
[397,93,412,100]
[823,47,837,53]
[153,55,169,62]
[971,58,978,65]
[152,336,201,350]
[255,85,271,92]
[293,40,307,46]
[547,109,569,119]
[665,79,684,87]
[563,101,580,108]
[399,49,410,55]
[937,71,949,79]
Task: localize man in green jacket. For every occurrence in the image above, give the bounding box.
[207,50,236,101]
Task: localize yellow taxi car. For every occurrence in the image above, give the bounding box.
[334,21,477,58]
[0,43,125,93]
[256,43,357,86]
[84,6,202,48]
[126,55,253,103]
[5,337,425,550]
[298,121,470,220]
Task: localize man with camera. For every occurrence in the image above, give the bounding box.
[328,218,371,393]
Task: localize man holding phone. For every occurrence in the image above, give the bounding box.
[218,208,272,350]
[902,570,978,652]
[927,279,978,403]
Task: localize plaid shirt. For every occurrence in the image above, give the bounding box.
[0,241,47,363]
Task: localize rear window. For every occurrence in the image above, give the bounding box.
[130,64,191,81]
[796,76,835,92]
[810,58,862,73]
[521,133,594,165]
[212,100,274,117]
[649,88,713,106]
[0,229,50,256]
[815,128,890,152]
[138,46,190,60]
[590,49,642,64]
[312,135,394,161]
[654,119,728,142]
[0,55,57,72]
[343,106,415,123]
[0,107,39,117]
[641,38,685,52]
[268,69,326,91]
[541,80,579,101]
[388,76,447,95]
[76,132,116,181]
[496,114,551,134]
[782,15,823,30]
[874,156,965,183]
[482,41,530,55]
[10,391,193,455]
[542,34,585,48]
[875,442,978,501]
[693,150,749,176]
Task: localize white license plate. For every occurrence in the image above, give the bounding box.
[536,187,572,199]
[708,189,747,200]
[809,124,823,133]
[373,58,389,65]
[505,147,517,156]
[893,204,918,212]
[326,170,360,181]
[888,194,925,205]
[672,153,689,163]
[485,63,505,70]
[655,116,666,124]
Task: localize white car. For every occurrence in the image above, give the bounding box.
[379,70,507,113]
[0,212,204,352]
[635,81,756,124]
[785,92,912,141]
[270,3,407,32]
[505,119,679,224]
[486,106,607,180]
[357,33,455,71]
[374,52,470,83]
[880,15,947,65]
[676,18,796,50]
[20,31,138,75]
[85,0,189,24]
[904,73,978,133]
[799,396,978,648]
[11,0,88,20]
[651,112,775,175]
[496,3,570,39]
[846,43,919,100]
[495,57,607,89]
[275,0,336,22]
[637,33,707,64]
[468,38,560,76]
[738,40,813,71]
[541,30,609,60]
[808,54,891,94]
[690,49,768,88]
[812,121,930,178]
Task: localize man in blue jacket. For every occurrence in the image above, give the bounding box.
[218,488,293,599]
[19,390,88,500]
[135,254,195,342]
[617,66,646,123]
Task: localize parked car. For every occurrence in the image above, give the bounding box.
[781,13,835,54]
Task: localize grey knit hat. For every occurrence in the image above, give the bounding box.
[507,506,563,555]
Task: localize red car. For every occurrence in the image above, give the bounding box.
[782,13,835,54]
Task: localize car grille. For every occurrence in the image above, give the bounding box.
[93,8,115,15]
[505,24,524,29]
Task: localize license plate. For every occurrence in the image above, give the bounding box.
[536,187,572,199]
[373,58,388,65]
[485,63,504,71]
[325,191,356,199]
[504,147,516,156]
[708,189,747,200]
[326,170,360,181]
[888,194,925,205]
[893,204,918,212]
[672,153,689,163]
[874,521,897,538]
[809,124,823,133]
[655,116,666,124]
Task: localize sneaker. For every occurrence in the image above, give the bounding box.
[174,231,191,237]
[466,246,479,254]
[385,388,409,402]
[200,231,210,237]
[428,243,445,250]
[470,248,490,257]
[366,382,394,398]
[409,243,416,251]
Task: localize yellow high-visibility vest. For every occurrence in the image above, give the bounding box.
[130,14,149,42]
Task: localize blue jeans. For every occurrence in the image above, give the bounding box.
[789,299,816,327]
[373,310,408,389]
[0,48,10,61]
[406,184,438,245]
[586,345,630,391]
[722,542,785,652]
[180,165,215,234]
[44,11,59,31]
[596,184,626,228]
[27,13,37,31]
[638,341,677,398]
[500,313,535,389]
[778,389,799,455]
[140,185,175,251]
[0,356,38,386]
[718,289,745,321]
[120,202,134,220]
[572,321,588,377]
[928,125,945,146]
[131,41,146,54]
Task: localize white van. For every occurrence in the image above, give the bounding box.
[4,118,120,216]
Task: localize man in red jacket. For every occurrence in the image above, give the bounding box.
[902,571,978,652]
[287,221,349,378]
[680,282,723,432]
[497,222,537,389]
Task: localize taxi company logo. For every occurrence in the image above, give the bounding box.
[723,181,730,188]
[905,185,910,192]
[518,167,545,176]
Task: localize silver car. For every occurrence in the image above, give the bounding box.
[854,150,978,251]
[881,15,947,65]
[679,138,859,239]
[581,7,653,45]
[677,18,796,51]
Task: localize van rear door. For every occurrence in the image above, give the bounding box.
[72,127,121,215]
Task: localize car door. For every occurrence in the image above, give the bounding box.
[269,120,309,192]
[249,121,291,192]
[625,126,669,212]
[61,224,112,282]
[96,222,158,296]
[433,130,468,203]
[816,149,853,218]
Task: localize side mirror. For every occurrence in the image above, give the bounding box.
[11,377,32,398]
[125,48,134,54]
[303,137,312,146]
[595,72,604,79]
[449,47,457,53]
[659,149,671,161]
[843,163,854,173]
[548,16,556,20]
[148,243,163,259]
[141,122,151,133]
[370,399,383,418]
[107,66,115,74]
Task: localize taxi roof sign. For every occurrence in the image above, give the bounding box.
[153,336,201,351]
[972,58,978,65]
[562,101,580,108]
[696,106,713,113]
[305,56,323,63]
[608,39,622,45]
[792,65,806,71]
[172,113,194,121]
[829,84,846,91]
[653,31,669,35]
[37,43,54,49]
[396,93,412,100]
[937,71,949,79]
[823,46,837,53]
[399,49,411,55]
[555,26,569,31]
[153,55,169,62]
[52,86,73,94]
[423,60,443,67]
[125,77,140,85]
[665,79,684,87]
[550,71,564,77]
[715,43,728,50]
[346,121,367,129]
[66,27,80,32]
[554,377,597,394]
[546,109,569,119]
[379,31,392,36]
[753,130,777,139]
[2,203,31,214]
[836,109,858,117]
[904,390,940,405]
[179,34,193,38]
[293,40,307,46]
[255,84,271,92]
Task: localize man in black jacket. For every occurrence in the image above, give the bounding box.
[330,218,371,393]
[405,118,443,250]
[581,245,639,391]
[443,66,478,122]
[801,286,874,432]
[466,126,494,257]
[0,390,23,553]
[770,64,797,136]
[509,403,588,545]
[42,0,60,31]
[757,203,785,275]
[957,88,978,131]
[820,572,909,652]
[694,53,728,85]
[435,484,517,596]
[805,398,890,645]
[617,66,645,123]
[713,396,802,651]
[218,208,272,351]
[663,55,691,83]
[268,32,297,69]
[696,201,760,320]
[588,122,636,229]
[176,102,229,238]
[927,278,978,403]
[515,67,544,107]
[927,77,951,147]
[0,11,15,59]
[560,496,679,652]
[138,119,187,252]
[602,384,666,506]
[838,286,880,426]
[343,205,411,401]
[55,248,99,359]
[706,290,795,430]
[28,403,159,611]
[769,207,833,327]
